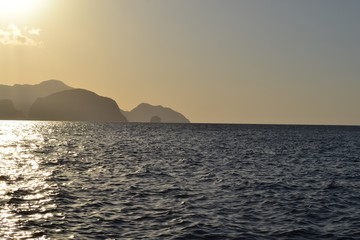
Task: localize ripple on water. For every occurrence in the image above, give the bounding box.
[0,122,360,239]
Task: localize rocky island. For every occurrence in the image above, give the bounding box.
[122,103,190,123]
[0,99,24,120]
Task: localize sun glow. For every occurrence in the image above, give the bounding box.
[0,0,45,19]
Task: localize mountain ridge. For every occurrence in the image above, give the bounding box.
[0,80,190,123]
[0,79,72,115]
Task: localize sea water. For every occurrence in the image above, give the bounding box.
[0,121,359,239]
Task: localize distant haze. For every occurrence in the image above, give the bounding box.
[1,0,360,125]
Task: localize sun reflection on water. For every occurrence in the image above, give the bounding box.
[0,121,58,239]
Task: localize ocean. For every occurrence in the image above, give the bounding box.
[0,121,359,239]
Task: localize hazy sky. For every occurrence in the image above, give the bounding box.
[1,0,360,124]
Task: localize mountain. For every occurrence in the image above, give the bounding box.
[29,89,128,122]
[0,80,72,116]
[122,103,190,123]
[0,80,189,123]
[0,99,24,120]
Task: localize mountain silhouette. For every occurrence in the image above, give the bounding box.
[0,80,190,123]
[0,99,24,120]
[0,80,72,116]
[29,89,128,122]
[122,103,190,123]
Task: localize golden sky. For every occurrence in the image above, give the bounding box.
[1,0,360,124]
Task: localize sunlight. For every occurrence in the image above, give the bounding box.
[0,0,45,19]
[0,121,56,239]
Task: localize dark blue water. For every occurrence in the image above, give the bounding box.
[0,121,359,239]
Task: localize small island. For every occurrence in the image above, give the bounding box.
[150,116,162,123]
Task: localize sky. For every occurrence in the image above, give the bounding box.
[0,0,360,125]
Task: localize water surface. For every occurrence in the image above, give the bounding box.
[0,121,359,239]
